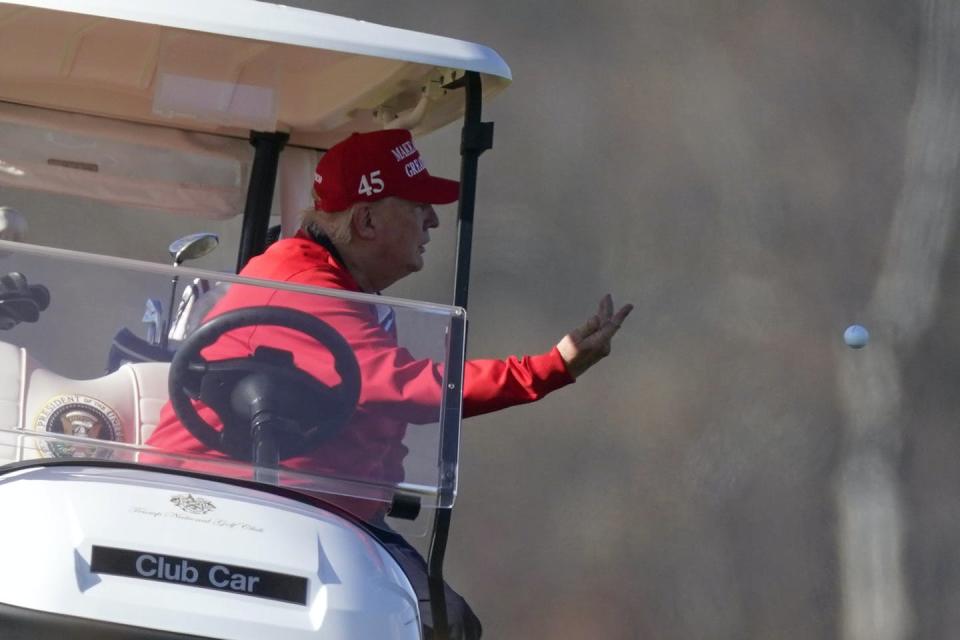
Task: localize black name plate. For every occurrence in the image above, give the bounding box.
[90,545,308,605]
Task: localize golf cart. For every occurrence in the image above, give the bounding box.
[0,1,507,637]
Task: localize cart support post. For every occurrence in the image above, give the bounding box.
[237,131,289,272]
[452,73,495,310]
[428,70,493,640]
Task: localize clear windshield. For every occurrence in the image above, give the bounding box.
[0,240,465,534]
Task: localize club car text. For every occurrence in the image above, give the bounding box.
[89,546,308,605]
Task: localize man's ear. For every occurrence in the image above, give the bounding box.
[351,203,377,240]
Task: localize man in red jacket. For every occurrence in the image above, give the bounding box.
[147,129,631,639]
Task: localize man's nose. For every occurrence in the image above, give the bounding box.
[424,205,439,229]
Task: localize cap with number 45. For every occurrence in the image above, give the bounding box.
[313,129,460,212]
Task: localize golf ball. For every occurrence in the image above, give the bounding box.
[843,324,869,349]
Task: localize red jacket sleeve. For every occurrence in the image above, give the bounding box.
[462,347,574,417]
[252,287,575,424]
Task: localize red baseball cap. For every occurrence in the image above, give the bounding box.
[313,129,459,212]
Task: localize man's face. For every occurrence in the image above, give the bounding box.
[372,197,439,284]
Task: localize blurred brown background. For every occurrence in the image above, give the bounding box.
[12,0,960,637]
[263,1,960,638]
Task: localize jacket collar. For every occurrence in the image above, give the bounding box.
[298,227,347,268]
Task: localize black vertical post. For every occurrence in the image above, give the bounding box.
[428,70,494,640]
[237,131,289,272]
[451,73,494,310]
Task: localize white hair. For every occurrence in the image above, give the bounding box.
[301,202,362,244]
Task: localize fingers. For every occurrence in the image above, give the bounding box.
[598,294,613,321]
[569,312,601,343]
[567,296,633,348]
[593,296,630,332]
[578,295,613,340]
[584,303,634,346]
[610,303,634,329]
[574,298,631,341]
[557,298,633,378]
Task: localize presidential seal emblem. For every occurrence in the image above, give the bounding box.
[171,494,216,515]
[33,394,122,458]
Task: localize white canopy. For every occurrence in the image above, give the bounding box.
[0,0,511,147]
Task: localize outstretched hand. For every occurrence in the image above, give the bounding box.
[556,294,633,379]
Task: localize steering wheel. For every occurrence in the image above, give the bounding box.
[169,306,361,462]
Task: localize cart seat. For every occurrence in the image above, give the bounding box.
[0,340,169,464]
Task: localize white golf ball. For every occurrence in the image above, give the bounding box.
[843,324,869,349]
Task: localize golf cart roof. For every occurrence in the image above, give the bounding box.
[0,0,511,147]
